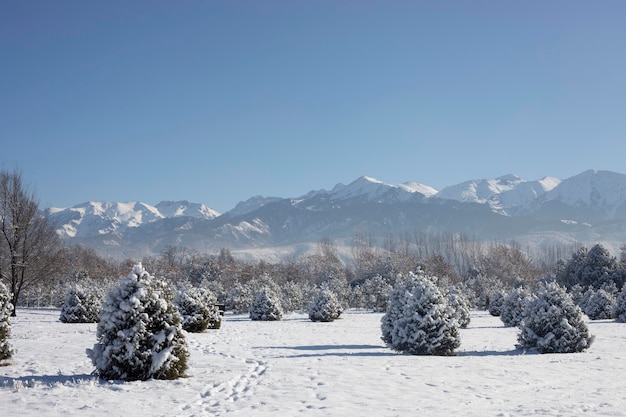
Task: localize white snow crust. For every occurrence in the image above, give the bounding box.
[3,308,626,416]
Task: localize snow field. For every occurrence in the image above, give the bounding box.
[2,309,626,416]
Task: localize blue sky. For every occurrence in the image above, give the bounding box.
[2,1,625,212]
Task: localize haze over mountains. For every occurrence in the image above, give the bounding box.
[47,169,626,260]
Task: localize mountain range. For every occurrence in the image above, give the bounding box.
[46,169,626,260]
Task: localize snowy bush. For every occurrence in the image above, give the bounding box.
[175,287,221,332]
[249,290,283,321]
[226,282,253,314]
[381,271,460,355]
[360,275,393,312]
[612,289,626,322]
[309,288,342,322]
[319,276,351,312]
[282,280,316,313]
[581,287,615,320]
[518,282,593,354]
[500,287,532,327]
[487,289,506,317]
[59,285,101,323]
[0,283,14,362]
[461,274,503,309]
[447,289,471,329]
[86,263,189,381]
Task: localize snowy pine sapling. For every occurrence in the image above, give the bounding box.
[249,290,283,321]
[175,287,221,332]
[580,287,615,320]
[518,282,593,353]
[500,287,532,327]
[60,285,101,323]
[309,288,342,322]
[0,283,14,362]
[447,288,471,329]
[360,275,393,312]
[381,271,460,355]
[612,289,626,322]
[488,289,506,317]
[86,263,189,381]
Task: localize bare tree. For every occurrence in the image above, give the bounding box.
[0,169,63,315]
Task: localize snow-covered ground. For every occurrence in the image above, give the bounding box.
[2,309,626,416]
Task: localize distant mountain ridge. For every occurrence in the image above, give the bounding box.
[47,169,626,259]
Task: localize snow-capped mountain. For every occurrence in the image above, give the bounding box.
[47,170,626,259]
[434,174,561,215]
[47,200,220,239]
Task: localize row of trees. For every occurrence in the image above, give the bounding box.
[3,167,626,322]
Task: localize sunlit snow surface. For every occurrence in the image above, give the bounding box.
[2,309,626,416]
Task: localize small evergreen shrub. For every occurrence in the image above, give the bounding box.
[500,287,532,327]
[518,282,593,353]
[60,285,101,323]
[249,290,283,321]
[176,287,221,332]
[86,263,189,381]
[381,271,460,356]
[448,289,471,329]
[226,282,253,314]
[488,289,506,317]
[581,288,615,320]
[0,283,14,362]
[612,289,626,322]
[360,275,393,312]
[309,289,342,322]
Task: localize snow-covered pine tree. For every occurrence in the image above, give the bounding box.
[581,287,615,320]
[382,270,460,355]
[175,287,221,332]
[488,289,506,317]
[360,275,393,312]
[447,288,471,329]
[0,283,14,362]
[500,287,532,327]
[612,289,626,322]
[518,282,593,353]
[309,288,342,322]
[60,285,101,323]
[86,263,188,381]
[226,282,253,314]
[249,289,283,321]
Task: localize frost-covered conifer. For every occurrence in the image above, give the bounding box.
[309,288,342,322]
[360,275,393,312]
[581,287,615,320]
[249,290,283,321]
[381,271,460,355]
[500,287,532,327]
[86,263,188,381]
[447,289,471,329]
[612,289,626,322]
[226,282,253,314]
[518,282,593,353]
[0,283,14,362]
[60,285,100,323]
[175,287,221,332]
[488,289,506,317]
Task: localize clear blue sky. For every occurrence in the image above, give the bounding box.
[2,1,625,212]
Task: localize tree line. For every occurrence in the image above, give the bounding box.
[2,167,626,315]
